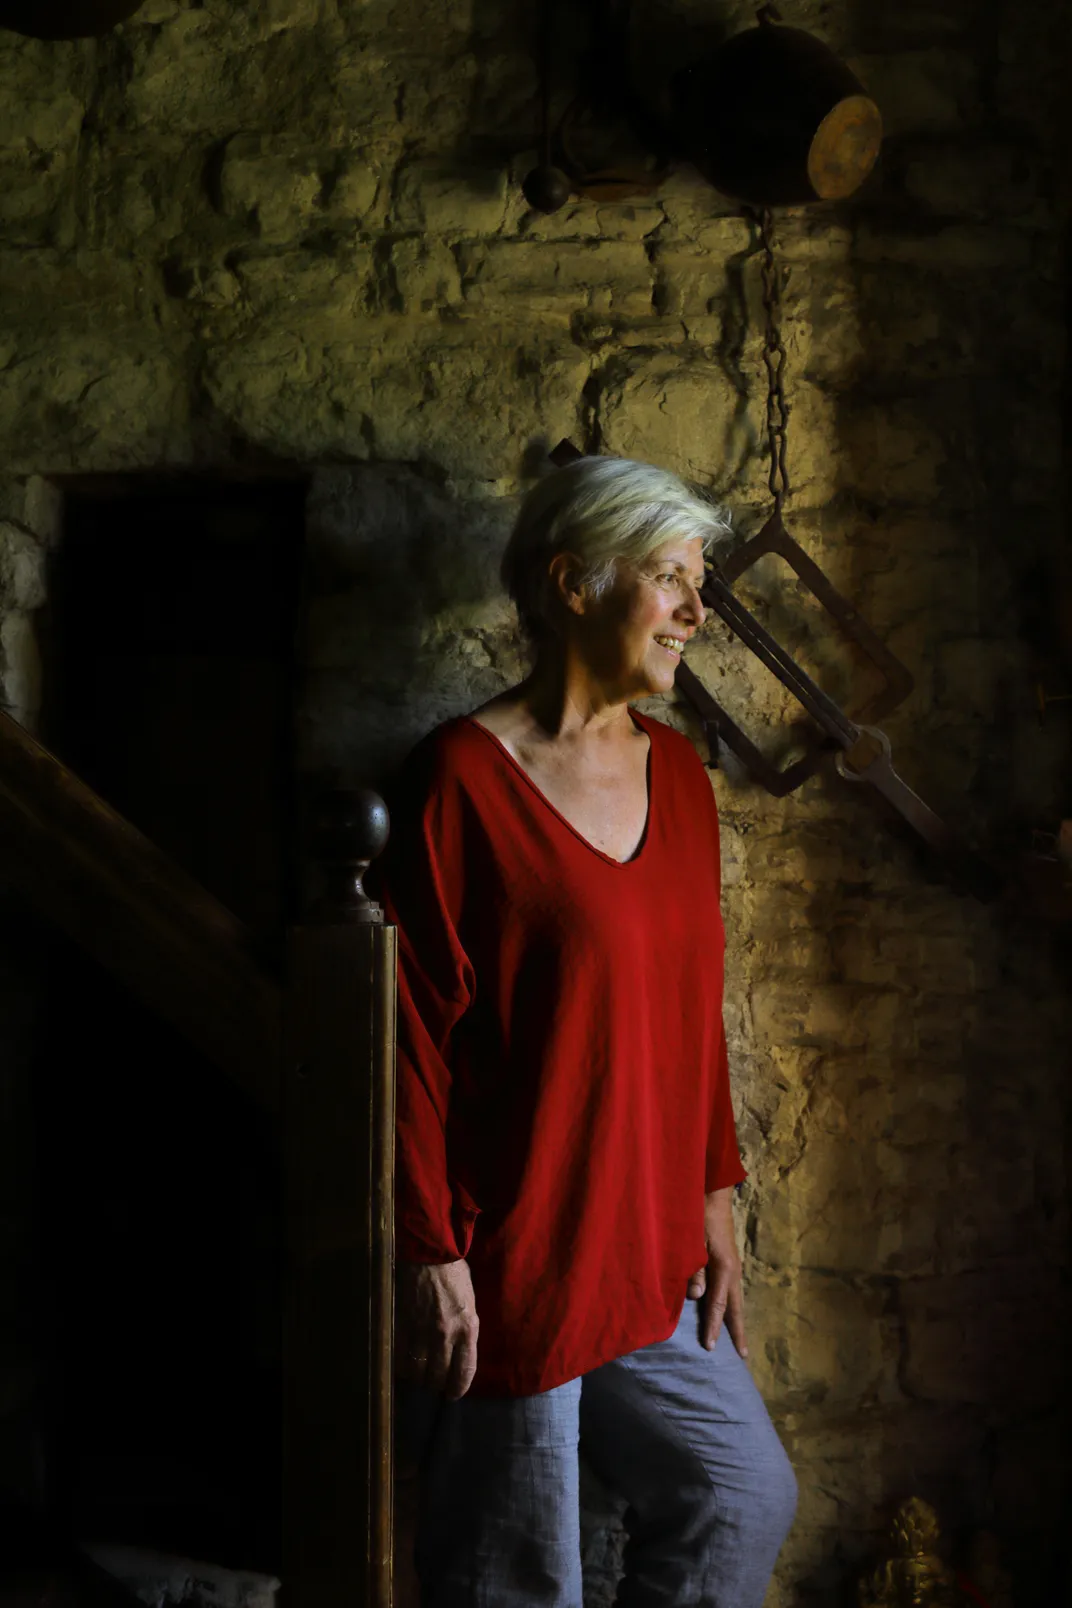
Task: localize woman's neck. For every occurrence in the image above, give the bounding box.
[510,648,636,743]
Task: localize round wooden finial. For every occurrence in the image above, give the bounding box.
[312,787,390,924]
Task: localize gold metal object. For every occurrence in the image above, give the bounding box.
[858,1499,962,1608]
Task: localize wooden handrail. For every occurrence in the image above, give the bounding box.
[0,714,396,1601]
[0,708,280,1113]
[283,790,396,1608]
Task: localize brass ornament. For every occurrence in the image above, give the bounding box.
[858,1499,963,1608]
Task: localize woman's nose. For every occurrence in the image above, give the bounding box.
[679,587,707,626]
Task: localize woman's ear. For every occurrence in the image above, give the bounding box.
[548,551,588,617]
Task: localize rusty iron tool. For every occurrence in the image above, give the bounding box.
[679,519,971,862]
[679,502,914,787]
[681,552,994,882]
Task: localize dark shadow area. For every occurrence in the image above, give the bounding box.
[26,477,305,1575]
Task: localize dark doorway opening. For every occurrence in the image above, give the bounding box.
[32,476,306,1573]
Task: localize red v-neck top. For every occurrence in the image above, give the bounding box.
[377,709,746,1397]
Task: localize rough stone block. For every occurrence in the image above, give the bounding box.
[690,215,755,258]
[124,11,252,133]
[600,359,746,488]
[0,154,76,249]
[0,612,40,728]
[0,336,189,476]
[206,323,590,480]
[391,240,462,312]
[330,154,384,226]
[651,245,730,318]
[0,41,84,152]
[746,1269,899,1412]
[459,240,652,316]
[392,164,509,236]
[513,190,602,242]
[232,247,373,318]
[219,139,326,243]
[593,203,665,241]
[373,331,590,477]
[0,248,159,338]
[19,478,62,546]
[300,465,520,775]
[751,1122,951,1277]
[612,317,689,349]
[0,524,46,612]
[781,1404,992,1538]
[749,924,832,976]
[783,266,864,385]
[655,172,749,240]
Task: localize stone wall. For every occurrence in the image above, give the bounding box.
[0,0,1068,1601]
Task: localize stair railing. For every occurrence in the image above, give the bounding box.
[0,708,395,1608]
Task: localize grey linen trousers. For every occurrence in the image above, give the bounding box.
[401,1298,798,1607]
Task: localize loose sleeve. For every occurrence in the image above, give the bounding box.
[377,753,477,1263]
[687,748,748,1194]
[705,1021,748,1192]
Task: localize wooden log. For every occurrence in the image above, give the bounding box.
[0,708,279,1111]
[284,789,395,1608]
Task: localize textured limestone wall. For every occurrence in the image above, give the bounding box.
[0,0,1068,1601]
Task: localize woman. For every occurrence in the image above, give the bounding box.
[379,456,797,1607]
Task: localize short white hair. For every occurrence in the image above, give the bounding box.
[502,455,734,641]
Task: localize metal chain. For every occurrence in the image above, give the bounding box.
[758,206,790,510]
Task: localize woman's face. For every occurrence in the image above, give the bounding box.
[574,534,708,700]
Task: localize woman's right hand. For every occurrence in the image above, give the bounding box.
[396,1258,479,1399]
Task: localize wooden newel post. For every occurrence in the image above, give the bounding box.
[284,789,396,1608]
[311,788,391,924]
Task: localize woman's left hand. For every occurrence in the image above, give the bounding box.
[687,1185,748,1360]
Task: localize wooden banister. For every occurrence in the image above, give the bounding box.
[0,707,280,1113]
[0,710,396,1603]
[284,789,396,1608]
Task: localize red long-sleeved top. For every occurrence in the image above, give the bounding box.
[377,710,746,1397]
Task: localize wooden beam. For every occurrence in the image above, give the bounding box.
[0,708,280,1112]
